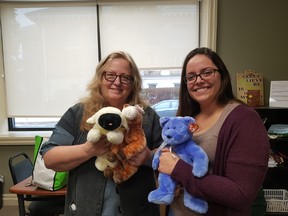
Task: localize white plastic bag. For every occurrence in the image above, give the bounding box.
[32,135,68,191]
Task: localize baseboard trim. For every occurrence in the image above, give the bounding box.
[2,193,31,207]
[3,193,17,206]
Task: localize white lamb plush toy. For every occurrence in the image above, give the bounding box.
[87,107,128,144]
[86,106,129,171]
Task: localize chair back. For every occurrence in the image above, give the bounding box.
[8,152,65,216]
[9,152,33,185]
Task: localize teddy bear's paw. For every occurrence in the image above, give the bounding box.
[152,157,160,170]
[113,170,134,184]
[107,131,124,144]
[183,194,208,214]
[117,149,127,160]
[122,106,137,120]
[107,152,117,163]
[103,167,114,179]
[113,173,127,184]
[148,191,174,205]
[95,162,108,171]
[113,178,121,184]
[87,129,101,143]
[192,167,207,178]
[86,115,96,124]
[95,157,108,171]
[192,161,209,177]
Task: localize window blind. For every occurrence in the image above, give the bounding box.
[1,0,216,117]
[100,1,199,69]
[1,4,98,117]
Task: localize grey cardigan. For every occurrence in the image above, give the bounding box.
[41,103,162,216]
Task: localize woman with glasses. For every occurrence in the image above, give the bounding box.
[156,47,269,215]
[40,51,162,216]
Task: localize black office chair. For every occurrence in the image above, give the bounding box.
[9,152,65,216]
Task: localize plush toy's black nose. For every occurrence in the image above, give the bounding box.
[98,113,122,131]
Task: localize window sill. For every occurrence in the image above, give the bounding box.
[0,131,52,145]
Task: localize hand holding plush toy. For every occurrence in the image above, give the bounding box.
[104,104,147,183]
[148,116,209,214]
[86,106,128,171]
[86,105,147,184]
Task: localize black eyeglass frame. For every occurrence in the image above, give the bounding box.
[184,68,218,84]
[103,71,134,84]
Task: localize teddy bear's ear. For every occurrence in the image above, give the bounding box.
[183,116,193,124]
[123,103,130,108]
[122,117,129,130]
[182,116,199,133]
[87,115,96,124]
[159,117,170,127]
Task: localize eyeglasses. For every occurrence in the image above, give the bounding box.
[184,68,218,84]
[103,71,133,84]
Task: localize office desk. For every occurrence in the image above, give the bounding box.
[9,176,66,216]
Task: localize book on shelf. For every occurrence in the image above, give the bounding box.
[236,70,264,107]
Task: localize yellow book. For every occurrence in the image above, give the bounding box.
[236,70,264,107]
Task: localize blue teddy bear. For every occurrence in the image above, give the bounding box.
[148,116,209,214]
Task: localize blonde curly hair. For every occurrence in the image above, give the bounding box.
[79,51,147,131]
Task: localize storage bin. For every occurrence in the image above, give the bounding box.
[264,189,288,213]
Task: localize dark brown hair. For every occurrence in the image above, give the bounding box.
[177,47,239,117]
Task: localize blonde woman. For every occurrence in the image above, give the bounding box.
[41,51,162,216]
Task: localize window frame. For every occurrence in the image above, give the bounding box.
[8,118,56,131]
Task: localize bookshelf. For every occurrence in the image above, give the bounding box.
[255,107,288,188]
